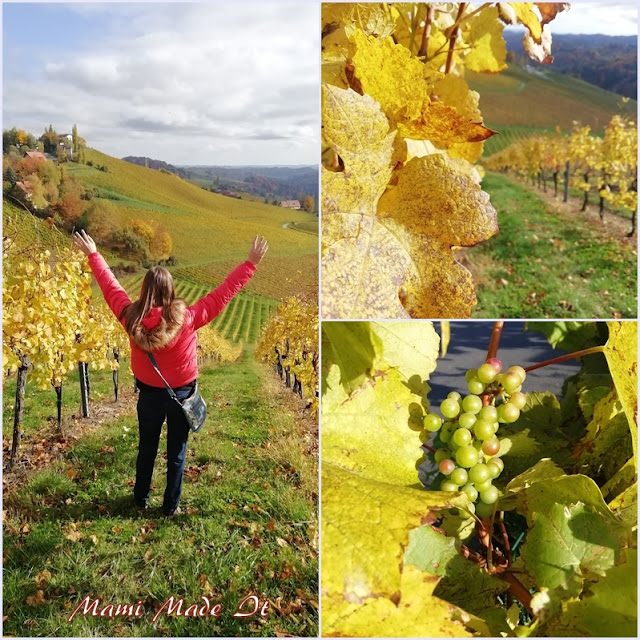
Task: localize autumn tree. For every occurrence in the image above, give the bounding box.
[23,174,48,210]
[72,124,78,153]
[302,195,315,212]
[87,200,119,242]
[55,192,85,225]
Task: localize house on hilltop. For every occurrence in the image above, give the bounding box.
[14,181,33,199]
[23,150,46,162]
[280,200,301,210]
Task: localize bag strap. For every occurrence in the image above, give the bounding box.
[146,353,180,403]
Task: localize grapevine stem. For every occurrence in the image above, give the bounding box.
[524,346,605,373]
[421,443,436,454]
[486,321,504,361]
[445,3,466,74]
[503,573,534,617]
[486,502,498,573]
[418,4,435,58]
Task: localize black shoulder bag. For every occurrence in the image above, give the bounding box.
[146,353,207,433]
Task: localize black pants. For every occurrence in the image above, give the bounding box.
[133,382,193,514]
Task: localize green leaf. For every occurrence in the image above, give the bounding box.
[608,482,637,527]
[543,549,637,637]
[526,320,600,353]
[520,502,628,595]
[322,366,426,486]
[404,525,508,616]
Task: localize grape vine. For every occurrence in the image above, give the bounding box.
[321,2,566,318]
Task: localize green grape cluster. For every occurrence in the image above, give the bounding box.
[421,358,527,518]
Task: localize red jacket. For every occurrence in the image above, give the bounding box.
[88,252,255,388]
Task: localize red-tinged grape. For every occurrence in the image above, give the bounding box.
[467,378,485,395]
[482,437,500,456]
[439,459,455,475]
[462,484,478,501]
[478,405,498,422]
[452,427,472,447]
[450,467,469,486]
[480,486,499,504]
[477,363,498,384]
[487,461,502,479]
[441,480,459,492]
[491,457,504,473]
[486,357,502,373]
[455,445,479,468]
[434,449,449,463]
[507,365,526,384]
[423,413,442,432]
[497,403,520,424]
[458,412,477,429]
[474,419,494,440]
[465,368,478,382]
[510,391,527,409]
[475,479,493,492]
[502,371,521,394]
[469,463,490,484]
[476,501,494,518]
[462,395,483,414]
[441,398,460,419]
[447,391,462,402]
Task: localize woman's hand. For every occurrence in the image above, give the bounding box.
[248,235,268,266]
[73,230,97,256]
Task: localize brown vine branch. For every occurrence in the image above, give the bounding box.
[418,4,435,58]
[486,321,504,362]
[524,345,605,373]
[502,573,534,618]
[445,3,466,74]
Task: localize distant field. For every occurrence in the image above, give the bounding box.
[468,64,636,143]
[64,150,318,273]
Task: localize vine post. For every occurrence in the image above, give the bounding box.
[9,354,29,470]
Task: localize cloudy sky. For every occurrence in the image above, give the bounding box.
[2,3,319,166]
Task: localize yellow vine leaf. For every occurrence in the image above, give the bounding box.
[536,2,571,25]
[463,6,507,73]
[322,366,426,486]
[322,566,472,637]
[499,3,542,42]
[604,321,638,470]
[322,463,468,602]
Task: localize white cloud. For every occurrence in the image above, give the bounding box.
[3,3,320,165]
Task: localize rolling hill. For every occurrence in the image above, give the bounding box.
[467,64,637,156]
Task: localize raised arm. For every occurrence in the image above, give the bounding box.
[190,235,268,330]
[74,230,132,321]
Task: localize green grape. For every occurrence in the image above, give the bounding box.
[480,486,499,504]
[442,421,455,431]
[439,459,455,475]
[458,412,477,429]
[475,479,493,492]
[450,467,469,486]
[465,368,478,382]
[487,461,501,479]
[473,419,494,440]
[455,445,479,468]
[439,429,452,443]
[477,363,498,384]
[462,395,483,414]
[497,403,520,424]
[452,428,472,447]
[475,501,494,518]
[468,463,490,484]
[491,421,500,434]
[462,483,478,501]
[491,457,504,473]
[423,413,442,432]
[509,391,527,409]
[482,437,500,456]
[467,376,485,395]
[440,398,460,419]
[507,365,527,384]
[447,391,462,402]
[478,405,498,422]
[434,449,449,464]
[465,502,476,515]
[501,372,521,394]
[440,480,459,492]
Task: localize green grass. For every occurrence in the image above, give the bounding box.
[3,350,318,637]
[466,173,637,319]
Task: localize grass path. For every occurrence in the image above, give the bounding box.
[3,351,318,637]
[463,172,637,319]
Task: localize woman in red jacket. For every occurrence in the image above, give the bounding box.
[73,230,268,516]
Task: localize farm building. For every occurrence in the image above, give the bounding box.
[280,200,301,210]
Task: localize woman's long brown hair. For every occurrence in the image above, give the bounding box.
[120,266,184,335]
